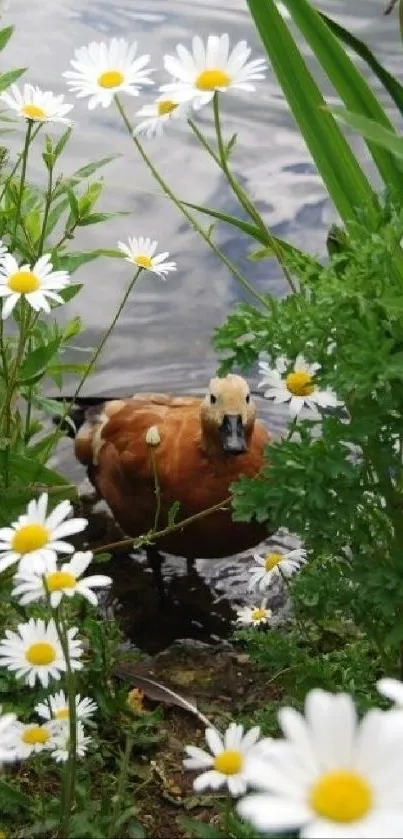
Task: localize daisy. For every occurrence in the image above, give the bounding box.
[10,720,54,759]
[0,618,83,688]
[0,708,19,763]
[35,690,97,724]
[377,677,403,709]
[0,253,71,320]
[50,720,91,763]
[63,38,153,110]
[235,600,272,627]
[0,493,87,575]
[12,550,112,608]
[117,237,177,278]
[133,96,188,139]
[238,688,403,838]
[258,354,340,418]
[0,83,73,124]
[160,34,266,109]
[249,548,306,591]
[184,722,263,796]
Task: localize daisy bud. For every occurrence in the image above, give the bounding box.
[146,425,161,447]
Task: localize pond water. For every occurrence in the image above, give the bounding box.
[4,0,402,650]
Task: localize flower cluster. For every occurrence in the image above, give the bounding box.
[0,494,112,765]
[184,681,403,837]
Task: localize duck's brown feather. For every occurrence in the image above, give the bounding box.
[75,394,270,559]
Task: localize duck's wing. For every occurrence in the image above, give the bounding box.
[74,394,200,469]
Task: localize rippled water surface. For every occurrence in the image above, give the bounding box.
[4,0,402,648]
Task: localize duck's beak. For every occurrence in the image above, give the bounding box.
[220,414,247,455]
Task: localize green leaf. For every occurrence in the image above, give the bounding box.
[71,155,118,180]
[67,186,79,221]
[178,817,224,838]
[330,107,403,159]
[55,249,122,274]
[78,180,103,216]
[0,451,71,487]
[280,0,403,188]
[182,199,314,264]
[246,0,378,226]
[79,211,119,226]
[18,339,60,385]
[0,25,13,51]
[46,196,70,235]
[92,552,112,564]
[0,67,26,92]
[57,282,82,301]
[319,11,403,115]
[0,777,31,812]
[54,125,73,159]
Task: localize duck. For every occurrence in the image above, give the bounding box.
[67,374,271,600]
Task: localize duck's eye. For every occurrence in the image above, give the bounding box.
[246,393,250,404]
[210,394,217,405]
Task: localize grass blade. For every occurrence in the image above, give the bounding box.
[246,0,378,227]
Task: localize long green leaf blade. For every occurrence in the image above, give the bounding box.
[246,0,378,226]
[281,0,403,189]
[319,11,403,115]
[331,107,403,159]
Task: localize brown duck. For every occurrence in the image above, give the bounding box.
[72,374,271,597]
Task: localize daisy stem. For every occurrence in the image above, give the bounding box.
[0,123,41,207]
[0,300,31,484]
[212,93,297,295]
[36,267,143,464]
[223,791,233,836]
[108,733,133,839]
[150,448,162,531]
[114,95,270,311]
[37,156,54,257]
[278,567,309,641]
[55,609,78,837]
[12,119,34,248]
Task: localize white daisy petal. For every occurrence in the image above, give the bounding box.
[377,677,403,708]
[0,83,73,124]
[160,33,266,110]
[184,721,263,797]
[237,688,403,837]
[117,236,177,277]
[64,39,154,110]
[0,618,82,688]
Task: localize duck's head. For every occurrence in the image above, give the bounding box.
[201,374,256,456]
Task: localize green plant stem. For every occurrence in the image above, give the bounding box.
[279,566,310,642]
[212,93,297,293]
[12,119,33,247]
[108,733,133,839]
[150,448,161,531]
[38,160,54,256]
[55,608,78,838]
[114,94,270,310]
[0,301,31,485]
[93,496,231,555]
[223,792,232,836]
[38,267,143,465]
[0,122,42,206]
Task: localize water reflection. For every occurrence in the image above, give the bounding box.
[4,0,402,647]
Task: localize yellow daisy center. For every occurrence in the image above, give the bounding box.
[98,70,124,89]
[286,371,315,397]
[134,254,153,269]
[21,104,47,120]
[195,68,231,91]
[22,725,50,746]
[214,749,243,775]
[25,642,56,666]
[54,707,69,721]
[251,608,267,622]
[46,570,76,592]
[310,770,372,823]
[157,99,178,116]
[12,523,49,554]
[264,552,283,572]
[7,270,40,294]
